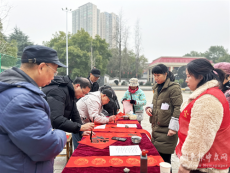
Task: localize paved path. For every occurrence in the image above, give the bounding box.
[54,91,190,173]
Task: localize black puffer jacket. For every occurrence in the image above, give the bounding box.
[42,75,82,133]
[88,76,99,92]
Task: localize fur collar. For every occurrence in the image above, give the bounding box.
[189,80,219,100]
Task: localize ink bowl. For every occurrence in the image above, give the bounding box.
[131,136,142,144]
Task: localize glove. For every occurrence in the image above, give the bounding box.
[130,100,136,105]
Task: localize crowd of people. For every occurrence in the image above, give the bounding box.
[0,45,230,173]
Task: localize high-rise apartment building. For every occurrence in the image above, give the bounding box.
[72,2,100,38]
[72,2,118,47]
[100,12,118,47]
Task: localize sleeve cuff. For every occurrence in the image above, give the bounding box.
[168,117,179,132]
[145,104,153,111]
[180,154,200,170]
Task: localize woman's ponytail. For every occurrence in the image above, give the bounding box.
[213,68,225,89]
[167,71,175,82]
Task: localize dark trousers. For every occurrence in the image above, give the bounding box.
[159,152,171,164]
[72,132,83,150]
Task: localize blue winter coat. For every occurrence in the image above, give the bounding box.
[0,68,67,173]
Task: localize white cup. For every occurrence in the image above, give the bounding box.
[160,162,171,173]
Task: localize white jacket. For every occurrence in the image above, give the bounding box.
[77,91,109,124]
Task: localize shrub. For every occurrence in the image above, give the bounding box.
[140,82,144,86]
[121,81,126,85]
[179,79,184,85]
[114,80,119,85]
[144,81,152,86]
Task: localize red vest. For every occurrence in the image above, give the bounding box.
[176,87,230,169]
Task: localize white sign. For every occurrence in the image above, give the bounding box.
[109,145,141,156]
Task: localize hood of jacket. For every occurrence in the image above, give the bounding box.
[43,75,75,96]
[0,67,44,96]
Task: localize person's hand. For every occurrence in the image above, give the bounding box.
[80,123,94,131]
[82,131,96,136]
[178,165,190,173]
[122,98,127,103]
[109,115,116,122]
[167,129,177,136]
[130,100,136,105]
[146,108,152,116]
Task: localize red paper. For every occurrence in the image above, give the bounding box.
[78,132,142,149]
[66,156,164,167]
[117,120,139,124]
[93,128,152,140]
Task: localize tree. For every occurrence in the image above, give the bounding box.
[0,20,18,68]
[184,46,229,63]
[107,48,147,79]
[43,29,111,80]
[177,66,186,81]
[134,19,142,78]
[8,27,33,58]
[113,9,126,82]
[204,46,228,63]
[0,1,17,58]
[217,54,230,63]
[184,51,204,57]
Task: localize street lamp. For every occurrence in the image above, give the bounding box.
[62,7,72,75]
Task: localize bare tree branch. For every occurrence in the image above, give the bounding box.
[134,19,142,78]
[113,9,128,82]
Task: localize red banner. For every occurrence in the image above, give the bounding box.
[66,155,164,167]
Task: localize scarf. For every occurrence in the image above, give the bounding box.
[129,86,139,94]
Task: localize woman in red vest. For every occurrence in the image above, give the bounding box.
[176,59,230,173]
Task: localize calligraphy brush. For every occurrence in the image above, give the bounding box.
[90,117,95,143]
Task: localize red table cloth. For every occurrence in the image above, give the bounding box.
[62,122,161,173]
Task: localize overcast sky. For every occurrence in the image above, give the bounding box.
[2,0,230,62]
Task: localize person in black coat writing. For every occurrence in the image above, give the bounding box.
[42,76,94,149]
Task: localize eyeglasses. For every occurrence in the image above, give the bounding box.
[46,64,58,76]
[81,87,87,96]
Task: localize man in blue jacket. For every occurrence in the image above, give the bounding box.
[0,45,67,173]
